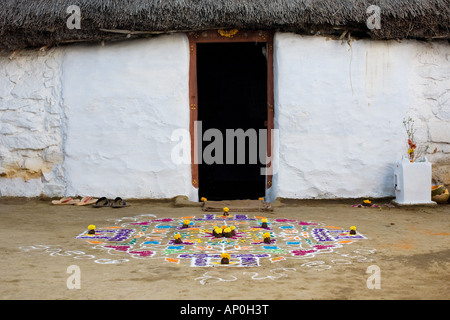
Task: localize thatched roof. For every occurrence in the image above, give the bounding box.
[1,0,449,49]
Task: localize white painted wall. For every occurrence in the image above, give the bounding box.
[271,33,450,200]
[62,34,196,200]
[0,48,65,197]
[1,32,448,200]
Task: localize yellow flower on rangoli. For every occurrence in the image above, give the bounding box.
[221,253,230,259]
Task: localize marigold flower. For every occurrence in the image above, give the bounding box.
[263,232,271,238]
[174,233,181,239]
[87,225,96,235]
[261,218,268,223]
[258,197,264,201]
[224,227,231,233]
[200,197,207,202]
[223,207,229,212]
[183,219,190,225]
[363,200,371,204]
[350,226,356,231]
[221,253,230,259]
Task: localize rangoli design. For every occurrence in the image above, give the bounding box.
[75,214,367,267]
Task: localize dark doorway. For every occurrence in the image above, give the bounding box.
[197,42,267,200]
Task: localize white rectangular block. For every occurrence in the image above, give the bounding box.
[394,158,435,205]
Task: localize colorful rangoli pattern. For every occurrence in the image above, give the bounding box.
[76,214,367,267]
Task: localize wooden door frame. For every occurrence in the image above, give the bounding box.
[187,29,274,191]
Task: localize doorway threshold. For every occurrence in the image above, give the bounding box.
[202,199,273,212]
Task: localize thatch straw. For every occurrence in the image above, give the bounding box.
[0,0,449,49]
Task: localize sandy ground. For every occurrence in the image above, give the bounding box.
[0,197,448,301]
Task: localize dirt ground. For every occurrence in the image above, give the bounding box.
[0,197,448,301]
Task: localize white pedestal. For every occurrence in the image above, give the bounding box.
[393,158,436,205]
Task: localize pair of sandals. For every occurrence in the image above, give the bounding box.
[93,197,130,208]
[52,196,97,206]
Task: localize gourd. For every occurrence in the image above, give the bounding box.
[432,188,449,204]
[431,185,445,196]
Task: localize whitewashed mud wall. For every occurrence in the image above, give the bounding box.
[62,34,195,200]
[0,49,65,197]
[270,33,450,200]
[0,34,195,199]
[1,32,449,200]
[412,41,450,186]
